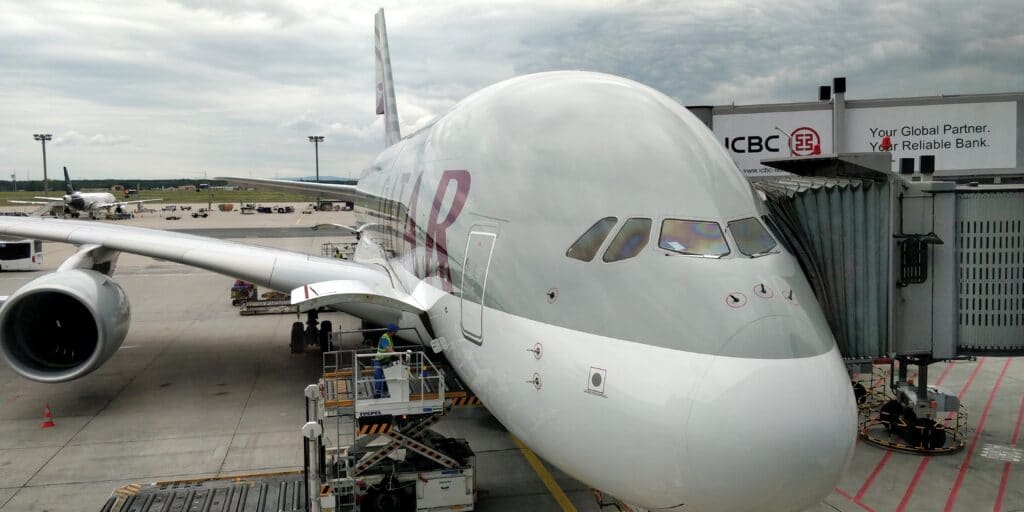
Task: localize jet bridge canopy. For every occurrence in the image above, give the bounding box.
[757,152,1024,360]
[759,152,892,181]
[755,156,894,360]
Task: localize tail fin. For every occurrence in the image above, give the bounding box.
[63,167,74,194]
[375,9,401,147]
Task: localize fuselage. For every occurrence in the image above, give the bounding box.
[350,71,857,511]
[62,191,117,213]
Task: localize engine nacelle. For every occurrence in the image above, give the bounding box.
[0,269,130,382]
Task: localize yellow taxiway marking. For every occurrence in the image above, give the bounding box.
[294,215,303,225]
[511,435,577,512]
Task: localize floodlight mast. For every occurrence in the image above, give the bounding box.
[33,134,52,196]
[308,135,324,183]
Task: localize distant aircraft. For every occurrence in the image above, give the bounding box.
[8,166,160,218]
[0,9,857,512]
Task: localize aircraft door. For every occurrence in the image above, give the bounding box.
[461,231,496,344]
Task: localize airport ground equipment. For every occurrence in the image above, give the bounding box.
[230,280,257,306]
[303,347,476,511]
[101,473,307,512]
[322,242,356,260]
[759,152,1024,453]
[239,298,299,316]
[851,360,968,454]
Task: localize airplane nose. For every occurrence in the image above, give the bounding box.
[683,322,857,512]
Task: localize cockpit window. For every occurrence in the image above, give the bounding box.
[566,217,617,262]
[602,218,651,262]
[728,217,778,257]
[658,219,729,257]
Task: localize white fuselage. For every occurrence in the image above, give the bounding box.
[346,72,858,511]
[64,191,117,213]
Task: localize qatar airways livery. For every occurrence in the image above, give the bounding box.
[0,10,856,511]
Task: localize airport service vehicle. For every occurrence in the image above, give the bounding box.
[307,345,477,512]
[8,167,161,218]
[231,280,258,306]
[0,9,856,512]
[0,238,42,271]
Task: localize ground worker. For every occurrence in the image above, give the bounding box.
[374,323,398,397]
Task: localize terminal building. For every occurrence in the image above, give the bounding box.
[688,78,1023,182]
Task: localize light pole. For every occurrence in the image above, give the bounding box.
[33,134,52,196]
[307,136,324,183]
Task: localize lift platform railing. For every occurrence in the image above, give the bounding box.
[351,350,446,403]
[319,346,447,413]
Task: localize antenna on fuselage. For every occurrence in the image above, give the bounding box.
[375,9,401,147]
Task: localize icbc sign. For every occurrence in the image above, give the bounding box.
[713,110,833,176]
[788,127,821,156]
[724,135,782,154]
[723,127,822,156]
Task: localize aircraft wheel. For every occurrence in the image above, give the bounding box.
[899,408,919,444]
[853,382,868,405]
[879,400,902,432]
[319,320,333,352]
[290,322,304,354]
[917,418,946,449]
[363,487,407,512]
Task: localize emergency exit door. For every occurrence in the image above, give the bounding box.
[461,231,496,343]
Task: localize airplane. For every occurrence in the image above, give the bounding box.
[0,9,857,512]
[8,166,161,218]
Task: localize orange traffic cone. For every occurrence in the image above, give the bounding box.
[40,404,56,428]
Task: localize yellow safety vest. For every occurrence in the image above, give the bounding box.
[376,333,394,360]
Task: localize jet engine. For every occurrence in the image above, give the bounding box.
[0,269,130,382]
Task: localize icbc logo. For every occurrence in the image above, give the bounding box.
[789,127,820,156]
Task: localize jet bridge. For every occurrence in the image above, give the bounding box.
[757,152,1024,453]
[758,152,1024,360]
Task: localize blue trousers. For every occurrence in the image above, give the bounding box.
[373,360,385,398]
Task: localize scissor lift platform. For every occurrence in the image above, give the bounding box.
[309,348,477,511]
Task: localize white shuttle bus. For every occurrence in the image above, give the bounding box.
[0,238,42,271]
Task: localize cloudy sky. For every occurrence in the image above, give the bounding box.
[2,0,1021,181]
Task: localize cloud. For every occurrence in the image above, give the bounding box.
[53,131,132,147]
[0,0,1019,179]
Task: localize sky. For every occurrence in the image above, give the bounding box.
[1,0,1022,181]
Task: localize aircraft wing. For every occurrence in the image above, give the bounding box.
[30,197,65,202]
[95,198,163,209]
[9,200,58,206]
[220,177,376,208]
[0,216,397,297]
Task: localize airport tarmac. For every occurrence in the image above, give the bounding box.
[0,205,1021,511]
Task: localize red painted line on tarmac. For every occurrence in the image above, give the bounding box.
[935,360,956,386]
[897,357,987,512]
[856,450,893,501]
[897,459,933,512]
[853,363,953,507]
[834,488,875,512]
[834,488,854,499]
[957,358,986,400]
[945,358,1012,512]
[994,391,1024,512]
